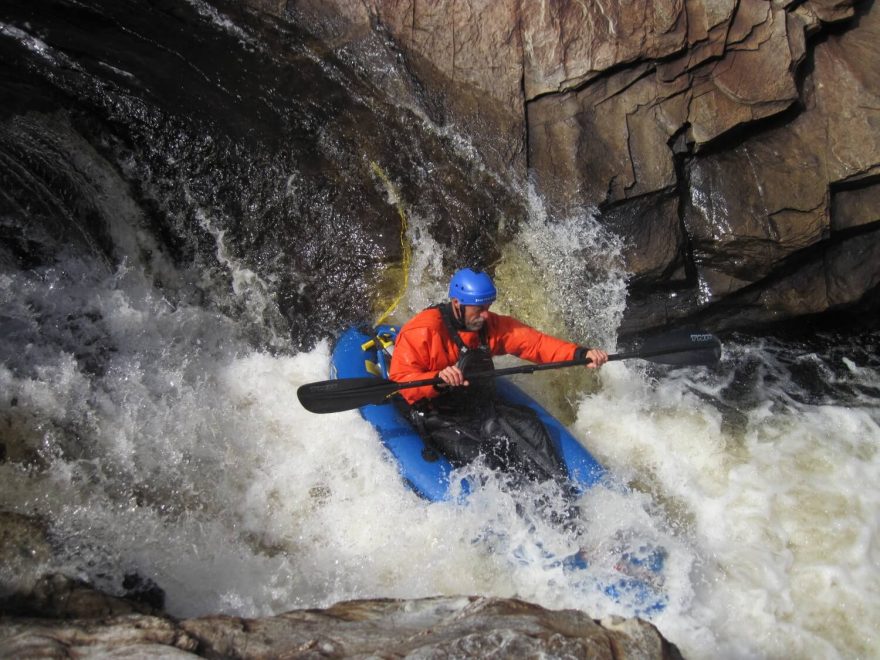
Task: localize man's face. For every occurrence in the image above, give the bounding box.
[453,299,491,331]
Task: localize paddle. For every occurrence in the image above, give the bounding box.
[297,328,721,414]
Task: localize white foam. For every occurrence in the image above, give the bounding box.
[573,355,880,658]
[4,246,879,658]
[0,22,81,70]
[181,0,258,49]
[499,183,628,349]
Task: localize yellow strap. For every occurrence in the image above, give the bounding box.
[377,333,395,349]
[370,161,411,326]
[361,331,396,353]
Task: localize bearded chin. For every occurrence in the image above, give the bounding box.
[466,319,484,331]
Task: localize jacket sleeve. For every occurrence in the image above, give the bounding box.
[388,327,445,404]
[491,315,580,364]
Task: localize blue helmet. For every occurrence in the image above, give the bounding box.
[448,268,497,306]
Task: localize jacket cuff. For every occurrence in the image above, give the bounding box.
[574,346,590,361]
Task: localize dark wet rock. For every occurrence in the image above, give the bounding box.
[0,613,200,658]
[0,580,683,659]
[601,192,688,289]
[0,512,53,598]
[681,120,830,303]
[651,226,880,332]
[272,0,880,336]
[0,512,166,619]
[183,597,683,659]
[0,0,527,352]
[4,0,876,338]
[0,573,159,620]
[831,182,880,232]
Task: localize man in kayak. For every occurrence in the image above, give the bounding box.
[389,268,608,489]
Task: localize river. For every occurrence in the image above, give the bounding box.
[1,2,878,658]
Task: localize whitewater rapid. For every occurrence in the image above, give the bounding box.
[1,2,878,657]
[2,228,878,659]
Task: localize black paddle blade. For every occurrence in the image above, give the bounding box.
[296,377,399,414]
[638,329,722,366]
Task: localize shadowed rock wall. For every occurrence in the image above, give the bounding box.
[276,0,880,336]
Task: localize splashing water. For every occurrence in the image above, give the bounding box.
[3,183,880,660]
[575,336,880,658]
[495,184,628,350]
[1,2,879,659]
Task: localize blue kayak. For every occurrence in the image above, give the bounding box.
[330,324,667,615]
[331,325,607,501]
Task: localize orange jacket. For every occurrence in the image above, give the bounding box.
[389,306,580,404]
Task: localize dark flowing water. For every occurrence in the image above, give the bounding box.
[1,2,878,658]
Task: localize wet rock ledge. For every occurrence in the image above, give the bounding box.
[0,575,682,659]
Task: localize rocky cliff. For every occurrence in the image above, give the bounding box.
[279,0,880,336]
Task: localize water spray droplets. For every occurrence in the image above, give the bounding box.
[508,185,629,348]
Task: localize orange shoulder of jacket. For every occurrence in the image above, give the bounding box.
[398,306,443,333]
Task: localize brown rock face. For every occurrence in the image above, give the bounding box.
[184,597,683,658]
[682,118,830,302]
[273,0,879,335]
[0,579,683,659]
[519,0,688,98]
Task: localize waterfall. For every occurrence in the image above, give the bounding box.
[1,2,878,658]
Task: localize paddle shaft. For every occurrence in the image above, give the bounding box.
[386,356,591,391]
[385,347,673,391]
[296,328,721,413]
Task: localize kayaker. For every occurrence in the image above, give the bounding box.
[389,268,608,488]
